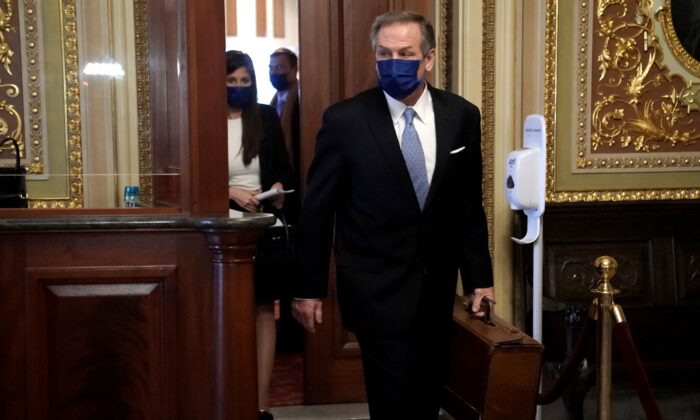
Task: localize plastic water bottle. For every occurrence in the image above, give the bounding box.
[124,186,140,207]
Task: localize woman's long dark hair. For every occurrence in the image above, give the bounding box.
[227,50,263,165]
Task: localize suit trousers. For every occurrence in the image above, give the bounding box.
[354,292,453,420]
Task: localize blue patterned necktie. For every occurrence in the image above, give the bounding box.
[276,96,285,117]
[401,108,429,210]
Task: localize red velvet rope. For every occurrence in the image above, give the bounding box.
[614,322,665,420]
[536,310,666,420]
[536,315,595,405]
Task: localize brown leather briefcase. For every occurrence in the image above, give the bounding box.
[443,297,543,420]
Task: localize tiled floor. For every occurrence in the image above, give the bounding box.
[269,388,700,420]
[270,403,369,420]
[270,404,457,420]
[268,356,700,419]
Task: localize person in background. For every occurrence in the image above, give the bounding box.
[291,11,495,419]
[269,48,301,206]
[268,47,303,354]
[226,50,294,420]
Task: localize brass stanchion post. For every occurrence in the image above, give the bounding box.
[592,256,619,420]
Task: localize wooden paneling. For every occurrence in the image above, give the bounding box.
[186,0,228,215]
[273,0,284,38]
[227,0,237,36]
[0,227,261,420]
[341,0,392,97]
[147,0,177,208]
[206,230,261,419]
[0,239,27,419]
[545,241,652,306]
[533,201,700,382]
[25,266,176,419]
[674,239,700,304]
[256,0,267,37]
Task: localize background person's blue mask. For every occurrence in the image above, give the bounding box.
[270,73,290,91]
[377,59,423,100]
[227,86,254,108]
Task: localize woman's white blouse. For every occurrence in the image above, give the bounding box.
[228,117,261,190]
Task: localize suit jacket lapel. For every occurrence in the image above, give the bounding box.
[362,88,418,206]
[425,86,454,210]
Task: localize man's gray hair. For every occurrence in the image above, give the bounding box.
[369,10,436,55]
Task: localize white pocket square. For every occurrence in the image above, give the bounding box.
[449,146,466,155]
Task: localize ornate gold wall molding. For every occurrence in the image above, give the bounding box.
[135,0,152,204]
[545,0,700,202]
[437,0,451,91]
[544,0,558,200]
[0,0,23,167]
[585,0,700,169]
[482,0,495,254]
[30,0,83,208]
[23,0,45,175]
[658,0,700,78]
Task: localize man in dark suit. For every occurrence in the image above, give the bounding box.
[292,10,494,420]
[269,48,301,190]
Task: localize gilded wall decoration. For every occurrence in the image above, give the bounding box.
[23,0,47,176]
[437,0,451,91]
[482,0,495,254]
[29,0,83,208]
[0,0,24,168]
[587,0,700,169]
[545,0,700,202]
[135,0,152,204]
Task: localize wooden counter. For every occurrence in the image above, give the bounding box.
[0,213,274,419]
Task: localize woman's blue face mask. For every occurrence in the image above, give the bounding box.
[376,59,423,100]
[227,86,254,108]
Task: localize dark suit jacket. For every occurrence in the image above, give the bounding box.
[271,82,301,176]
[295,85,493,336]
[229,104,295,214]
[271,85,301,222]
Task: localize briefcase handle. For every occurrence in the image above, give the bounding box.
[465,296,496,326]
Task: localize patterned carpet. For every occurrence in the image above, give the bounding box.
[270,352,304,407]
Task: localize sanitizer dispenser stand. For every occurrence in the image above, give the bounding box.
[505,115,546,419]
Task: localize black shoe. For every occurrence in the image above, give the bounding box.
[258,410,274,420]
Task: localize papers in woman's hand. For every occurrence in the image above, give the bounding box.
[255,188,295,201]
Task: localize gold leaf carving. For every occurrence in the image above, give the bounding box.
[0,0,13,75]
[569,0,700,174]
[545,0,700,202]
[0,0,21,163]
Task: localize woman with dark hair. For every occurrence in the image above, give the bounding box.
[226,50,293,420]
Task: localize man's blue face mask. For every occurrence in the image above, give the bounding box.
[376,58,423,100]
[227,86,254,108]
[270,73,290,91]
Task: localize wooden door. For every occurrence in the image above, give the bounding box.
[298,0,436,404]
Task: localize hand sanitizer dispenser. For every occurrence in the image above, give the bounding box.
[506,149,539,211]
[505,114,546,244]
[507,114,547,420]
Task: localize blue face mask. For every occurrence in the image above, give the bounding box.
[377,59,423,100]
[227,86,254,108]
[270,73,290,91]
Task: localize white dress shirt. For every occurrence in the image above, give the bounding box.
[275,89,290,116]
[383,85,437,184]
